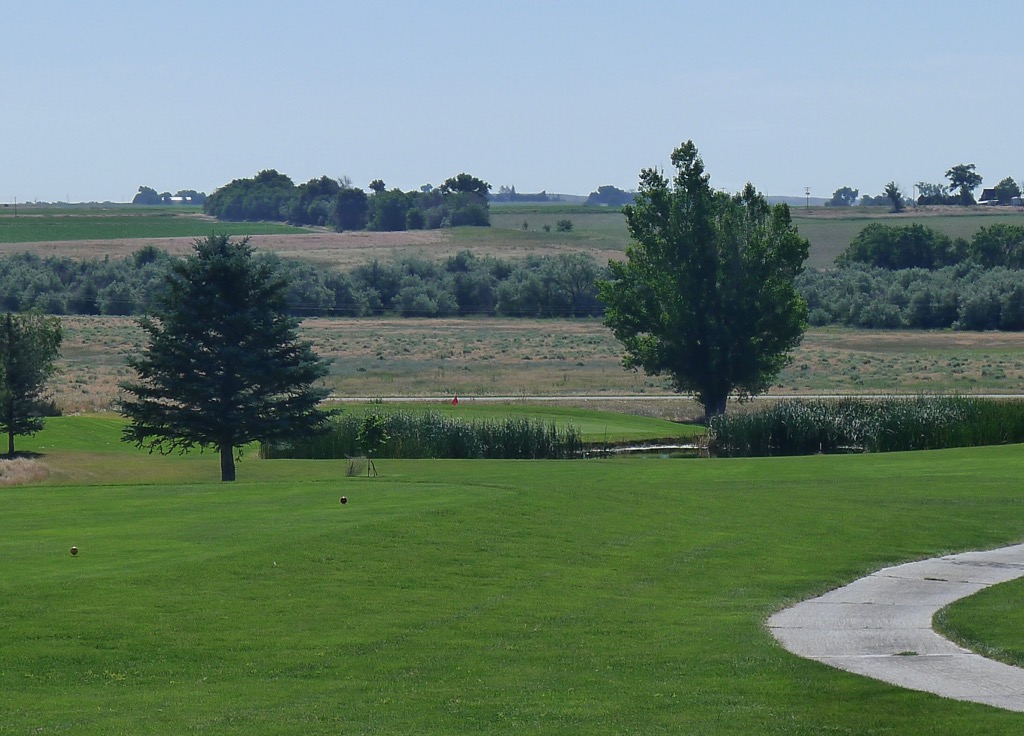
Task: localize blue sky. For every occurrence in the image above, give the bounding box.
[4,1,1022,203]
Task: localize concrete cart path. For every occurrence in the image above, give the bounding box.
[768,544,1024,712]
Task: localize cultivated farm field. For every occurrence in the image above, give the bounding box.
[6,202,1024,269]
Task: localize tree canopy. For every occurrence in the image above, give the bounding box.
[836,223,962,270]
[119,235,330,481]
[0,312,62,455]
[946,163,983,205]
[204,171,491,231]
[585,185,635,207]
[598,141,809,421]
[827,186,859,207]
[883,181,905,213]
[992,177,1021,205]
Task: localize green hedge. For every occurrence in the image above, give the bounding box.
[261,410,583,460]
[708,396,1024,457]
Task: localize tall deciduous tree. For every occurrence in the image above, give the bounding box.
[945,163,983,205]
[0,312,62,455]
[438,173,491,199]
[828,186,859,207]
[597,141,809,421]
[883,181,904,213]
[992,177,1021,205]
[119,235,330,481]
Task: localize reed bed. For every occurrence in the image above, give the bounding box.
[708,396,1024,457]
[261,409,583,460]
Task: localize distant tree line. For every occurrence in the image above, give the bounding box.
[132,186,207,205]
[202,170,493,231]
[827,163,1022,210]
[0,248,606,319]
[490,185,554,203]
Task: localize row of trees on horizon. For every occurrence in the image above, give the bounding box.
[827,163,1022,210]
[129,159,1016,218]
[130,173,641,225]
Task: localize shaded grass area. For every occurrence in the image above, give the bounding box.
[4,426,1024,733]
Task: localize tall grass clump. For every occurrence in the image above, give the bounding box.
[709,396,1024,457]
[0,458,49,486]
[261,410,583,460]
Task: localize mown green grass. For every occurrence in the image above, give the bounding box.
[936,577,1024,669]
[0,211,310,243]
[3,416,1024,733]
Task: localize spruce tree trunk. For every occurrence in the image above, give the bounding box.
[220,444,236,482]
[7,429,14,456]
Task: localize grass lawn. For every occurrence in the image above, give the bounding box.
[2,417,1024,733]
[937,577,1024,669]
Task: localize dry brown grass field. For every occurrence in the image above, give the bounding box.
[0,457,49,485]
[53,316,1024,419]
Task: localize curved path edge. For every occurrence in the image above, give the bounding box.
[767,543,1024,712]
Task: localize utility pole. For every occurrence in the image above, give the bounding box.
[804,187,811,210]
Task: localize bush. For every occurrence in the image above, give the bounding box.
[261,410,584,460]
[708,396,1024,457]
[837,223,962,270]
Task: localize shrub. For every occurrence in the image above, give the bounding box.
[708,396,1024,457]
[837,223,962,270]
[261,410,583,460]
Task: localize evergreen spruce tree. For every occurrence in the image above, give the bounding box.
[119,235,330,481]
